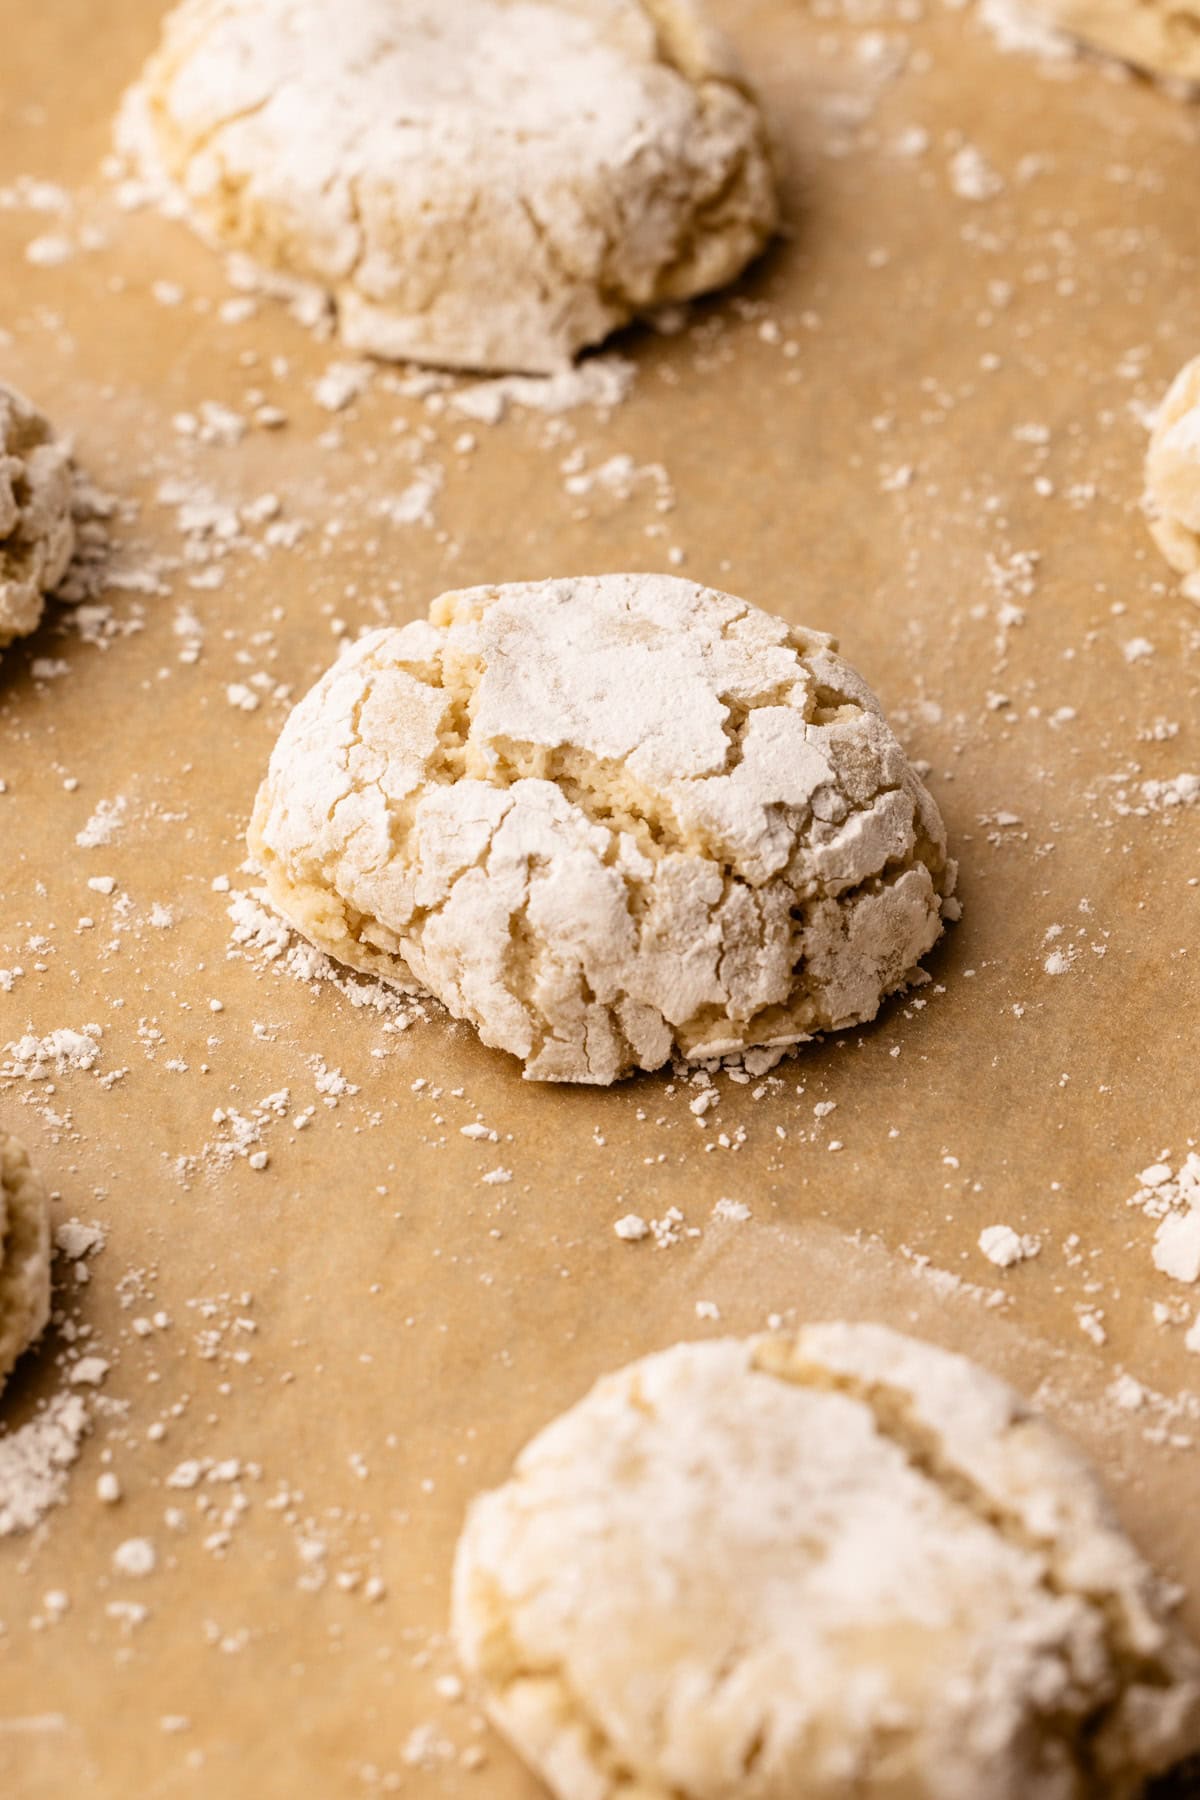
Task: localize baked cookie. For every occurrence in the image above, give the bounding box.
[248,575,956,1083]
[1145,354,1200,603]
[453,1325,1200,1799]
[994,0,1200,80]
[116,0,777,374]
[0,1132,52,1392]
[0,383,76,652]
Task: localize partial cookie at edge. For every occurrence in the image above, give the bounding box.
[0,1131,52,1391]
[1145,353,1200,603]
[986,0,1200,80]
[453,1324,1200,1800]
[0,383,76,651]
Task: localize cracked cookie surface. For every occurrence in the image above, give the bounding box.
[0,384,75,652]
[452,1325,1200,1799]
[248,574,956,1084]
[116,0,777,373]
[1145,354,1200,601]
[0,1132,52,1393]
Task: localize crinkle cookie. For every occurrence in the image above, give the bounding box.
[996,0,1200,80]
[249,575,956,1084]
[453,1325,1200,1800]
[0,1132,52,1392]
[115,0,777,374]
[1145,354,1200,605]
[0,383,76,651]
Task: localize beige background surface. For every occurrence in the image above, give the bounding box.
[1,1,1199,1794]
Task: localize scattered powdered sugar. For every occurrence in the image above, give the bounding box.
[0,1394,91,1536]
[978,1225,1041,1268]
[312,360,374,413]
[949,144,1004,202]
[2,1025,103,1079]
[1127,1154,1200,1285]
[1154,1215,1200,1286]
[0,175,71,213]
[447,357,635,425]
[1109,773,1200,819]
[1100,1370,1200,1449]
[75,796,127,849]
[561,450,672,509]
[25,232,75,268]
[713,1197,751,1224]
[112,1536,157,1578]
[898,1244,1010,1312]
[226,888,426,1018]
[54,1220,106,1262]
[179,1087,291,1181]
[611,1209,701,1248]
[375,468,442,529]
[310,1058,357,1100]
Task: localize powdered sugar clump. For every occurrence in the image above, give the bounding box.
[1128,1155,1200,1285]
[978,1225,1041,1268]
[2,1024,103,1079]
[0,1394,91,1536]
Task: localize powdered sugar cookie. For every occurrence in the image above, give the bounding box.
[987,0,1200,80]
[249,575,956,1084]
[0,384,76,652]
[0,1132,52,1392]
[116,0,777,374]
[453,1325,1200,1799]
[1146,354,1200,605]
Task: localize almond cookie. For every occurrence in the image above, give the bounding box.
[992,0,1200,81]
[453,1325,1200,1798]
[0,384,76,652]
[1146,354,1200,605]
[116,0,777,374]
[249,575,956,1083]
[0,1132,52,1392]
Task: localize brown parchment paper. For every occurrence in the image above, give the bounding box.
[1,1,1199,1795]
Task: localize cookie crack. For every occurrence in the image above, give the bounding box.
[156,87,275,183]
[310,651,939,1049]
[757,1350,1183,1788]
[514,192,583,306]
